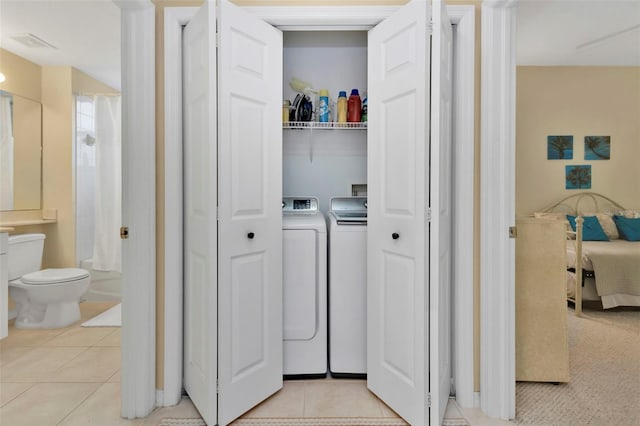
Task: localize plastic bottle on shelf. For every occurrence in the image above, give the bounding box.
[337,91,348,123]
[282,100,290,123]
[361,96,367,122]
[347,89,361,123]
[319,89,330,123]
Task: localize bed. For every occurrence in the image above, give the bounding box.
[535,192,640,314]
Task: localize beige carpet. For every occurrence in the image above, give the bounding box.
[515,305,640,425]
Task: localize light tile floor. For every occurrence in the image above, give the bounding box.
[239,378,404,421]
[0,302,509,426]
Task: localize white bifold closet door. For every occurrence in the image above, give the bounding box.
[429,1,454,425]
[184,0,451,424]
[183,1,283,425]
[367,0,452,425]
[183,2,218,425]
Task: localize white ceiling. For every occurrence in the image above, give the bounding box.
[517,0,640,66]
[0,0,120,91]
[0,0,638,93]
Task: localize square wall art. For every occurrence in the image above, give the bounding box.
[547,135,573,160]
[584,136,610,160]
[566,165,592,190]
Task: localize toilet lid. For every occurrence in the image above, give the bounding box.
[22,268,90,285]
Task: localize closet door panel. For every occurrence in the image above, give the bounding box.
[183,2,218,425]
[429,1,454,424]
[217,1,283,424]
[367,1,430,425]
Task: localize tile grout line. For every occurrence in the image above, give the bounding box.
[91,327,121,348]
[1,346,89,382]
[1,303,121,425]
[54,381,106,426]
[0,382,35,408]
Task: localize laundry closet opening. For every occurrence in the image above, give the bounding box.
[281,30,368,369]
[277,28,383,414]
[282,31,368,216]
[173,2,474,422]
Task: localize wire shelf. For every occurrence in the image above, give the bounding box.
[283,121,367,130]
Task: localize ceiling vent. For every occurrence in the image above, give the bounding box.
[9,33,57,49]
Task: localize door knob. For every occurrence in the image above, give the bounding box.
[392,232,399,240]
[247,232,255,239]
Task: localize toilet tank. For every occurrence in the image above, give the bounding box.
[8,233,45,281]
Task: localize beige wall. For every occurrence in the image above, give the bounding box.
[41,67,75,267]
[72,68,119,95]
[516,67,640,216]
[0,50,119,267]
[0,49,42,102]
[12,96,42,210]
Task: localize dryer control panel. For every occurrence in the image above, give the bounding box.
[282,197,319,214]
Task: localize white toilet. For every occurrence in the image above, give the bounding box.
[8,233,90,329]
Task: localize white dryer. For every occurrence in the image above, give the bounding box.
[282,197,327,377]
[328,196,367,377]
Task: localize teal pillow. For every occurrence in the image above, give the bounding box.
[613,215,640,241]
[566,215,609,241]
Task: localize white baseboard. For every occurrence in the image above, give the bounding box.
[156,389,164,407]
[156,388,183,408]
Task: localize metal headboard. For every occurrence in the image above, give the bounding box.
[540,192,627,317]
[541,192,626,216]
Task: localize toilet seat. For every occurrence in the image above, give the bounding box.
[21,268,90,285]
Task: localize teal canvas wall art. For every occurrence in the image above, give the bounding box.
[566,165,592,189]
[547,135,573,159]
[584,136,610,160]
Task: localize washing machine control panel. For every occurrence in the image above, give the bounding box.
[282,197,319,213]
[330,196,368,224]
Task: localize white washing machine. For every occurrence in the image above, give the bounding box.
[282,197,327,377]
[328,196,367,377]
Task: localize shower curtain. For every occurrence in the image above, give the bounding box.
[0,95,14,211]
[93,95,122,272]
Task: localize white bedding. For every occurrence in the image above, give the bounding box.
[566,240,640,308]
[536,192,640,310]
[566,240,594,271]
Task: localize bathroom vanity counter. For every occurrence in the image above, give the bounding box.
[0,209,57,228]
[0,219,56,227]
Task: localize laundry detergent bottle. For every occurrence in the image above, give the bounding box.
[347,89,361,123]
[337,91,348,123]
[319,89,330,122]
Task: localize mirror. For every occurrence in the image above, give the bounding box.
[0,90,42,211]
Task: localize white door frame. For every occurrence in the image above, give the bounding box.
[148,2,476,417]
[114,0,156,419]
[163,3,476,409]
[160,6,200,408]
[480,0,517,420]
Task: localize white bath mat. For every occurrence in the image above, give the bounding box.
[82,303,121,327]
